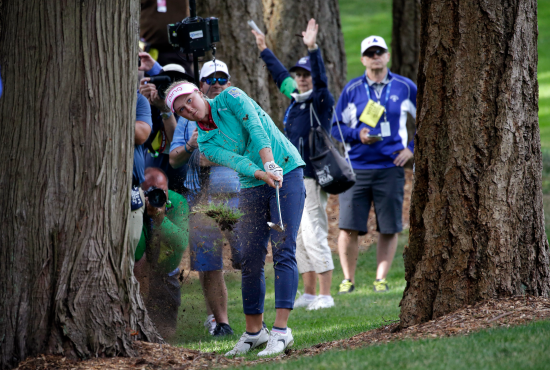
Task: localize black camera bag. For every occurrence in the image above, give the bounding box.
[308,106,356,195]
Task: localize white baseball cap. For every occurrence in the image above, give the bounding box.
[361,36,388,55]
[161,64,194,81]
[199,60,230,80]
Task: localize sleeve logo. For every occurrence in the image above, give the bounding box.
[228,88,242,98]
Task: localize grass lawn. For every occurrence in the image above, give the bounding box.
[252,320,550,370]
[171,232,408,359]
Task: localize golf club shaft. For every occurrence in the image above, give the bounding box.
[275,181,283,229]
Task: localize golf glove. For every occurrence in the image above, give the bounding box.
[264,161,283,180]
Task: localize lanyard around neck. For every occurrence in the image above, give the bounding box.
[364,80,392,107]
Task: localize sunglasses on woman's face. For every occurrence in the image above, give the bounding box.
[202,77,229,86]
[363,48,387,58]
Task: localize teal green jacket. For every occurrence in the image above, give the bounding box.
[197,87,305,188]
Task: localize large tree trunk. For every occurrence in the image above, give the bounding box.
[197,0,347,126]
[400,0,550,328]
[0,1,161,368]
[391,0,420,83]
[262,0,347,124]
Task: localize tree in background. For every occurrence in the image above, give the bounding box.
[391,0,420,83]
[0,1,161,368]
[262,0,347,123]
[197,0,273,114]
[198,0,347,125]
[391,0,420,161]
[400,0,549,328]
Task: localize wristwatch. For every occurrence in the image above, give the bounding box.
[160,111,172,119]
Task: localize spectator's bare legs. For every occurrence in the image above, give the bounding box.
[302,271,316,295]
[338,229,359,284]
[376,233,398,280]
[318,270,333,296]
[199,270,229,324]
[303,269,333,296]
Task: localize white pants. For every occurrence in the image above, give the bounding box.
[296,178,334,274]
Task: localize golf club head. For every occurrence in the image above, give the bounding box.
[267,221,284,232]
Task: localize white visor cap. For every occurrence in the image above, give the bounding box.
[199,60,230,80]
[361,36,388,55]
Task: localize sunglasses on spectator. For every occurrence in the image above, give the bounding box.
[202,77,229,85]
[363,49,387,58]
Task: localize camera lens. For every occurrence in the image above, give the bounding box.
[145,188,167,208]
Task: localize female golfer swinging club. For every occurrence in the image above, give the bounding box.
[165,82,305,357]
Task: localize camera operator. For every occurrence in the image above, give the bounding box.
[133,167,189,340]
[139,63,195,193]
[252,19,336,311]
[130,91,153,256]
[169,60,241,338]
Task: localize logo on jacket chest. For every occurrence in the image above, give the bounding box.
[300,103,306,110]
[390,95,400,102]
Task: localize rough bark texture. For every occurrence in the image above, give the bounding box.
[0,1,162,368]
[391,0,420,83]
[197,0,346,126]
[197,0,273,113]
[262,0,347,124]
[400,0,550,328]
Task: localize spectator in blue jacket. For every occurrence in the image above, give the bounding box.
[332,36,416,294]
[253,18,336,311]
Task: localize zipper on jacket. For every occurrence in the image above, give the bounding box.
[299,137,304,159]
[219,128,237,143]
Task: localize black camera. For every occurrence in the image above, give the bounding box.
[166,0,220,83]
[148,75,172,100]
[167,17,219,57]
[144,187,167,208]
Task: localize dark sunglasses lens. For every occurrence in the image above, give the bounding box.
[205,77,228,85]
[365,49,385,58]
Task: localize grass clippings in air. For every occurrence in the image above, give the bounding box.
[192,202,244,231]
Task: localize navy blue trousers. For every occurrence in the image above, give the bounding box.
[234,167,305,315]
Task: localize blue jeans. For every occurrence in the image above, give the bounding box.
[233,167,305,314]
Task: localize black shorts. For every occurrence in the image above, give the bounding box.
[338,166,404,235]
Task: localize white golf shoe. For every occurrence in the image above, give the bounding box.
[257,328,294,357]
[294,293,316,308]
[225,327,270,356]
[306,295,335,311]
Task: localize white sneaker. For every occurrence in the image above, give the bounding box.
[225,328,270,356]
[257,328,294,357]
[294,293,316,308]
[204,314,216,335]
[306,295,335,311]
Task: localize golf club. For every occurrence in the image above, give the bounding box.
[267,181,284,232]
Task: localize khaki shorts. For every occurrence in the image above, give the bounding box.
[296,178,334,274]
